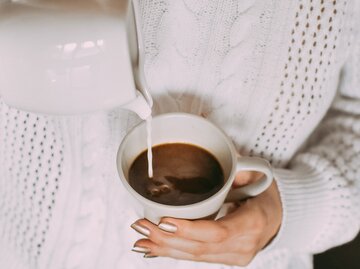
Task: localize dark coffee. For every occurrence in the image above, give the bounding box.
[128,143,224,206]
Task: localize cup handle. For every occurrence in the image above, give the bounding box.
[225,156,273,203]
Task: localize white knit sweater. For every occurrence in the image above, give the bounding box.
[1,0,360,269]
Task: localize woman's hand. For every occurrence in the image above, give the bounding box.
[130,172,282,266]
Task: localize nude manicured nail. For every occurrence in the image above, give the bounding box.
[158,222,177,233]
[144,254,158,258]
[132,246,151,254]
[131,223,150,236]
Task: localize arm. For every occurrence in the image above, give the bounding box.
[270,18,360,253]
[129,2,360,266]
[128,42,360,262]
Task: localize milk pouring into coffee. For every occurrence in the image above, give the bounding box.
[146,116,154,178]
[129,143,225,206]
[117,113,274,223]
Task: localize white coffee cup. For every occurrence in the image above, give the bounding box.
[116,113,273,224]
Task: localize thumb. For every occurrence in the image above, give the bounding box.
[233,171,264,188]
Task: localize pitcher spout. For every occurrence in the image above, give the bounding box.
[123,91,152,120]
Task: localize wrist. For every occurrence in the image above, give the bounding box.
[258,180,283,248]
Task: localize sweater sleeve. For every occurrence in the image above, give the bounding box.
[266,11,360,254]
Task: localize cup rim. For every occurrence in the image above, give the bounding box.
[116,112,238,210]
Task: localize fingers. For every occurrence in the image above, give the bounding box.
[133,238,254,266]
[131,200,268,244]
[131,219,220,254]
[131,218,228,243]
[158,218,229,243]
[234,170,264,187]
[133,238,195,260]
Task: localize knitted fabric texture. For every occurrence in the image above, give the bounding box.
[0,0,359,269]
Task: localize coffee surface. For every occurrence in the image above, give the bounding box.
[128,143,224,206]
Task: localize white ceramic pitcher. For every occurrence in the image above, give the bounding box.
[0,0,152,118]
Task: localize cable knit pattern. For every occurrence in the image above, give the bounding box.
[1,1,360,269]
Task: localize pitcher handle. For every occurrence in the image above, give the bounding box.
[130,0,153,107]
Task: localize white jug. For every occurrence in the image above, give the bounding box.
[0,0,152,118]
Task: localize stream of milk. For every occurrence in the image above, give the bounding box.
[146,115,153,178]
[127,93,154,178]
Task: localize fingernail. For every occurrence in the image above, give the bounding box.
[131,223,150,237]
[132,246,151,254]
[158,222,177,233]
[144,254,158,258]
